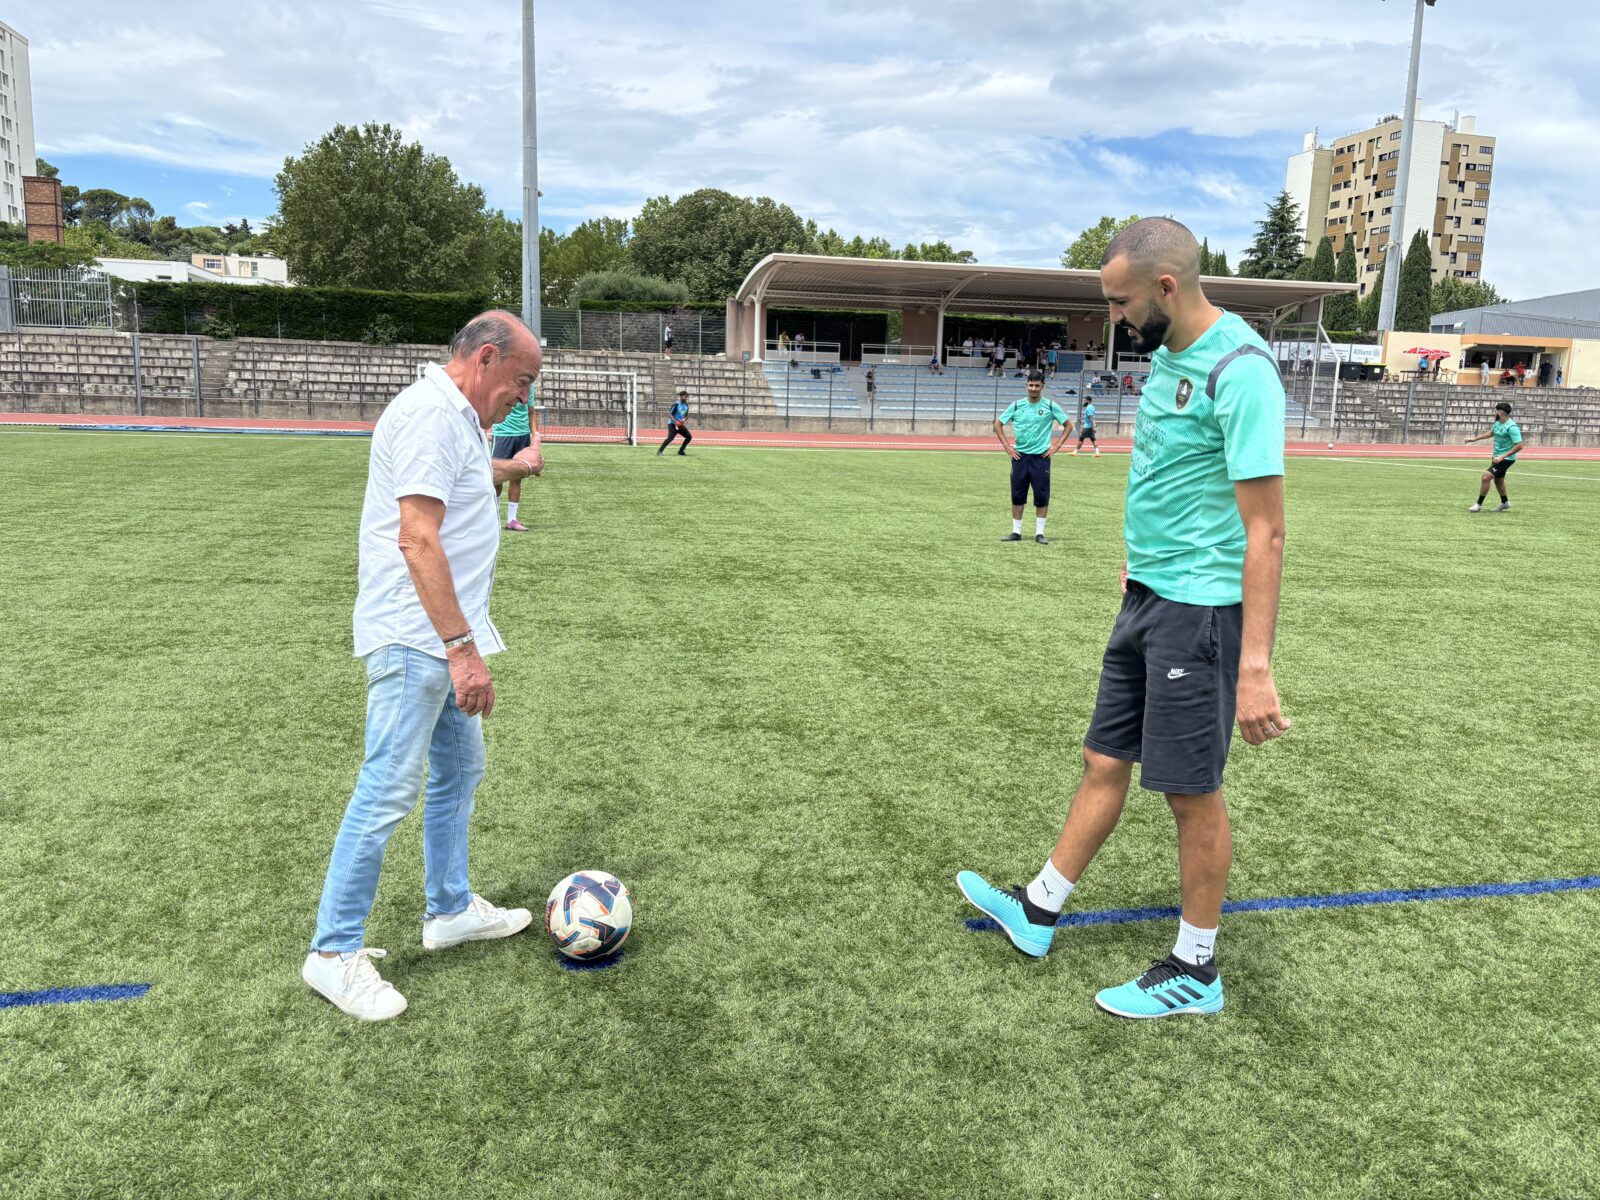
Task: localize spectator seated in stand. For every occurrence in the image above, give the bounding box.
[928,355,944,374]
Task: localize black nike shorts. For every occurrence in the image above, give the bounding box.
[1489,458,1516,479]
[1084,580,1243,795]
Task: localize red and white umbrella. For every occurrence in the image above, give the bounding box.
[1404,347,1450,360]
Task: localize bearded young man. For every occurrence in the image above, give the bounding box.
[958,218,1292,1019]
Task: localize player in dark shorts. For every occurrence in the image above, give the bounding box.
[994,370,1072,544]
[959,218,1291,1019]
[490,394,541,531]
[658,389,692,455]
[1073,398,1100,457]
[1465,400,1522,512]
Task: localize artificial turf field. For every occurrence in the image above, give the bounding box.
[2,428,1598,1200]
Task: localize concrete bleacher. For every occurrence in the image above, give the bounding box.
[0,330,220,415]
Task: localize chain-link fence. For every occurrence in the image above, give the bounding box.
[539,308,726,356]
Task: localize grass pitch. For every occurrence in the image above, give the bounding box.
[2,430,1598,1199]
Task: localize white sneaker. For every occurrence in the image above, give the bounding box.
[301,948,407,1021]
[421,893,533,951]
[1467,503,1482,513]
[1494,502,1511,512]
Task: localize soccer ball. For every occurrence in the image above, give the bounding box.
[545,870,633,961]
[1327,442,1335,450]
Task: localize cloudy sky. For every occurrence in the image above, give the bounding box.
[17,0,1600,299]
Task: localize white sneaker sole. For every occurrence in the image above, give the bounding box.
[302,967,407,1022]
[421,908,533,951]
[1094,994,1224,1019]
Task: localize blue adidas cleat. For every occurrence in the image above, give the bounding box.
[956,870,1057,958]
[1094,955,1225,1019]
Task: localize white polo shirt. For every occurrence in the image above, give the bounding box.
[352,364,506,659]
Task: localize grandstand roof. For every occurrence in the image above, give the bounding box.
[733,254,1355,320]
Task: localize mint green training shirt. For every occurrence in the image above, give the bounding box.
[1124,311,1286,606]
[999,397,1070,455]
[1491,419,1522,460]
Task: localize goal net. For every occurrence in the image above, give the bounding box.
[533,367,639,445]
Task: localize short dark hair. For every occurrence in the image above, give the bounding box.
[1101,216,1201,282]
[1495,401,1513,415]
[677,389,689,397]
[1027,369,1045,383]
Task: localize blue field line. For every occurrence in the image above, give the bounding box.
[963,875,1600,933]
[0,983,152,1009]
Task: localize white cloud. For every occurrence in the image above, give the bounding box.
[18,0,1600,298]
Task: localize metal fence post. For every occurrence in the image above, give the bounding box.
[192,336,203,417]
[1401,378,1414,443]
[132,332,144,416]
[911,367,918,432]
[75,334,84,413]
[827,372,834,431]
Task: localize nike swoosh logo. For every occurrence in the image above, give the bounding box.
[1167,668,1190,680]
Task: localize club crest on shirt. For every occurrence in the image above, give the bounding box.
[1175,378,1193,410]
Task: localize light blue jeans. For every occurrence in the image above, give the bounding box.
[312,645,485,952]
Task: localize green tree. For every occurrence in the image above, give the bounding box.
[568,270,688,304]
[1061,215,1140,270]
[629,189,811,299]
[539,217,631,306]
[1394,229,1433,332]
[65,221,159,260]
[1358,259,1386,332]
[1430,276,1503,318]
[1211,250,1231,277]
[1238,191,1305,280]
[78,188,130,227]
[1308,235,1336,281]
[273,122,493,290]
[1323,238,1360,331]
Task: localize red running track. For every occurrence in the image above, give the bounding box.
[4,412,1600,461]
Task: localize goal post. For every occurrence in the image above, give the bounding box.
[533,366,639,445]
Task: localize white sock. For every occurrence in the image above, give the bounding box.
[1035,516,1047,536]
[1025,859,1073,914]
[1173,919,1217,966]
[1012,517,1023,535]
[507,501,519,522]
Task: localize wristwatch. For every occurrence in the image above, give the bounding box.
[442,632,475,651]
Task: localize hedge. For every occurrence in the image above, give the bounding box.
[120,281,493,344]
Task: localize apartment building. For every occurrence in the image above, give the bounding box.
[1286,115,1495,296]
[0,20,36,227]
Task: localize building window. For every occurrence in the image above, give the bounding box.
[203,258,222,270]
[1479,146,1493,155]
[1390,130,1403,140]
[1476,182,1490,191]
[1471,218,1485,226]
[1462,235,1484,243]
[1468,253,1482,262]
[1378,150,1399,161]
[1460,199,1475,207]
[1386,169,1397,178]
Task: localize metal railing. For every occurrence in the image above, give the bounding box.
[1,266,116,331]
[765,340,841,364]
[860,343,935,364]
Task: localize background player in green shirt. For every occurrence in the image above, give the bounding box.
[994,371,1073,544]
[1465,400,1522,512]
[960,218,1291,1019]
[490,390,541,532]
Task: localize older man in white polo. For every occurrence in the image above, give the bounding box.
[303,310,545,1021]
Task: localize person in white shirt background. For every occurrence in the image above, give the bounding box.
[303,310,544,1021]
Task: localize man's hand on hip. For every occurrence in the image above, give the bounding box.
[448,644,495,718]
[1236,667,1290,746]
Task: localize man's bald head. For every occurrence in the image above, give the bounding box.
[1100,217,1201,288]
[449,309,538,361]
[446,309,543,428]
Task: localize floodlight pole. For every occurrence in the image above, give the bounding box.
[521,0,541,337]
[1377,0,1430,334]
